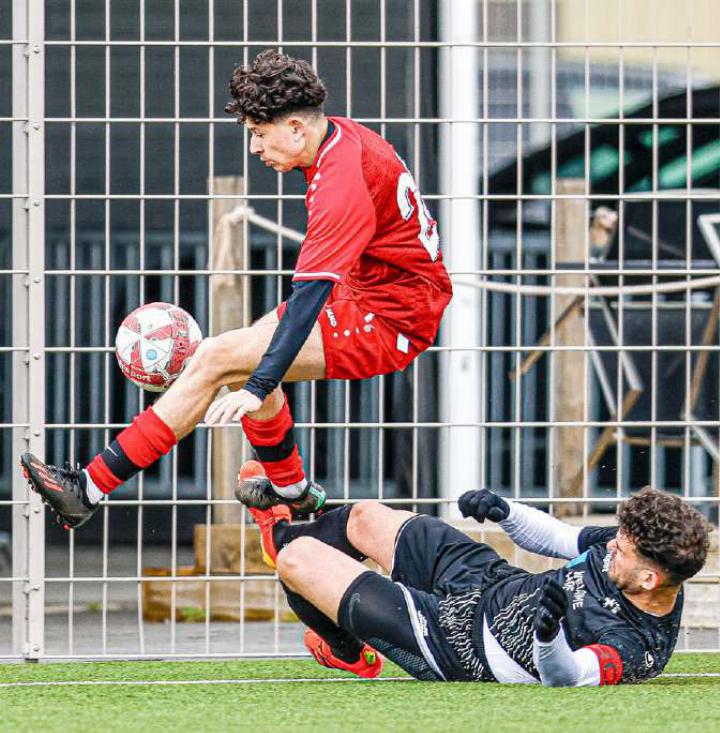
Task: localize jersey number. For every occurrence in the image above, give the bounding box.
[396,169,439,261]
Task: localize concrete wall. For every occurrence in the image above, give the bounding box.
[558,0,720,83]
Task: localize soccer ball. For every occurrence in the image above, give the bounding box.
[115,302,203,392]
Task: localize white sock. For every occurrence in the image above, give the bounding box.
[83,470,105,505]
[270,478,308,500]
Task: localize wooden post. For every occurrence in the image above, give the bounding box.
[209,176,249,524]
[553,179,587,516]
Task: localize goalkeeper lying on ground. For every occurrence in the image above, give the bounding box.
[239,462,709,685]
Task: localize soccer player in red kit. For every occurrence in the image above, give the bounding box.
[20,49,453,540]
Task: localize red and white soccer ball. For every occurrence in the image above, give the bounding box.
[115,302,203,392]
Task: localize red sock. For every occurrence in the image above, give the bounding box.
[241,395,306,488]
[86,406,178,493]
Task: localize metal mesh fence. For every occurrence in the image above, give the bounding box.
[2,0,719,660]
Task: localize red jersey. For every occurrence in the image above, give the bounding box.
[294,116,453,349]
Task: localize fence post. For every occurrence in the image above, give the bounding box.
[438,0,481,516]
[209,176,249,524]
[12,0,46,660]
[553,179,587,516]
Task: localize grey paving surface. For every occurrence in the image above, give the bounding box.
[1,545,307,659]
[0,613,306,659]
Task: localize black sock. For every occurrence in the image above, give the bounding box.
[272,505,365,561]
[283,584,364,663]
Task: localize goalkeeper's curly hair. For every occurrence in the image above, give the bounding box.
[619,487,710,584]
[225,49,327,124]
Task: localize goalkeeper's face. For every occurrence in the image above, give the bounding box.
[606,532,665,594]
[246,116,311,172]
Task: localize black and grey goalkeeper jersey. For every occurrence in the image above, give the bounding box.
[476,526,683,683]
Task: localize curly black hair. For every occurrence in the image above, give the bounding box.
[225,49,327,124]
[618,487,710,584]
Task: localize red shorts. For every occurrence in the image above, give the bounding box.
[278,297,426,380]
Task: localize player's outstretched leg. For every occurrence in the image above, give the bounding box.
[20,315,326,530]
[20,400,177,530]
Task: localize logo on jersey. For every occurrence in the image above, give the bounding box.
[645,652,655,669]
[396,333,410,354]
[563,571,587,610]
[602,552,612,573]
[602,597,621,615]
[325,306,337,327]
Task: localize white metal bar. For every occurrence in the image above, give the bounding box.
[136,0,147,659]
[31,418,720,429]
[100,0,111,659]
[274,0,285,650]
[513,0,522,499]
[11,0,46,661]
[33,39,720,48]
[66,0,77,659]
[411,0,420,509]
[30,115,720,124]
[439,0,481,516]
[170,0,181,654]
[239,0,250,656]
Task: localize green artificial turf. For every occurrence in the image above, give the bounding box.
[0,654,717,733]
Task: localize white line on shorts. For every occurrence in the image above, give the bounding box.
[0,673,717,689]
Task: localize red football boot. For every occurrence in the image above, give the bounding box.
[304,628,383,679]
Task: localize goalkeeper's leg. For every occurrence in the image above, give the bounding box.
[246,502,379,674]
[274,500,414,572]
[276,538,436,679]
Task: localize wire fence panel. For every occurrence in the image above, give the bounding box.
[1,0,718,660]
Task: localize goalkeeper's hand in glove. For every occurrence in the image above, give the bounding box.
[534,577,569,642]
[458,489,510,524]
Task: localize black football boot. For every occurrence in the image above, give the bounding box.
[235,460,326,516]
[20,453,97,529]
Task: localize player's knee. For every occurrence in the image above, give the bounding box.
[276,536,322,585]
[186,331,248,384]
[347,500,384,542]
[183,337,223,380]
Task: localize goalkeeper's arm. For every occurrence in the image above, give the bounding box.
[458,489,582,559]
[532,579,622,687]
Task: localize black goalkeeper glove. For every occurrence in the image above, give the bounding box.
[458,489,510,524]
[533,577,569,642]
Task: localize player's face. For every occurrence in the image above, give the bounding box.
[606,532,661,593]
[246,118,307,173]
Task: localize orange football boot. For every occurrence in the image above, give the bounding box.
[241,460,291,570]
[304,627,383,679]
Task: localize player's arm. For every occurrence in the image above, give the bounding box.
[532,578,623,687]
[243,279,334,402]
[458,489,582,560]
